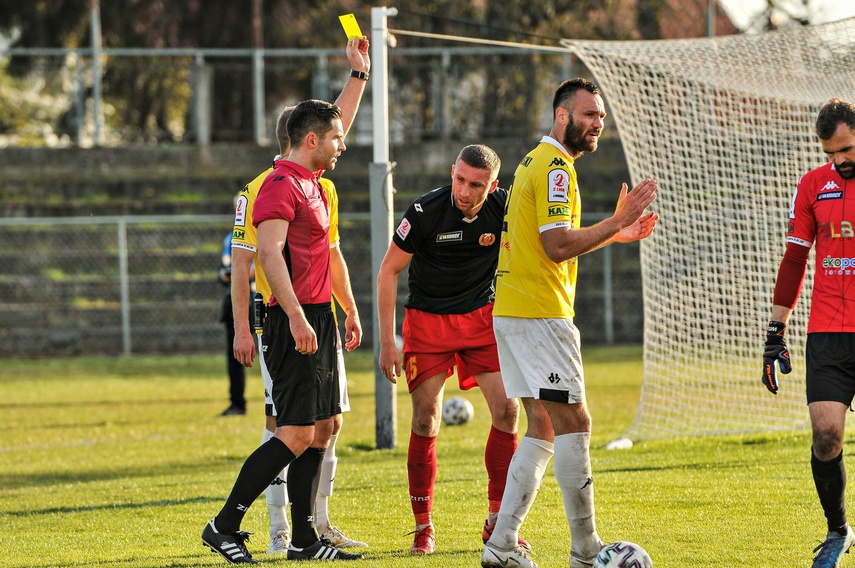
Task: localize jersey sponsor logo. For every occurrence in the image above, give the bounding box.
[817,191,843,201]
[821,180,841,191]
[822,255,855,275]
[415,203,423,212]
[232,228,246,241]
[548,205,570,217]
[521,156,533,167]
[396,218,412,240]
[548,168,569,203]
[234,195,249,226]
[820,221,855,239]
[549,157,567,167]
[479,233,496,246]
[436,231,463,242]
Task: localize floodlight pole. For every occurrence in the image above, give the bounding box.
[370,6,398,450]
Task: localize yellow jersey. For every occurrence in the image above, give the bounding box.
[494,136,580,319]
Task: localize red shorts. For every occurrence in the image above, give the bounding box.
[401,303,500,393]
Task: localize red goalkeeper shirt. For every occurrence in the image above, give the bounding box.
[787,162,855,332]
[252,159,331,307]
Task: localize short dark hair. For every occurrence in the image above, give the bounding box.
[286,99,343,150]
[456,144,501,179]
[275,105,296,155]
[552,78,601,115]
[816,98,855,140]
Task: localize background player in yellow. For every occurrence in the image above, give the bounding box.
[481,78,657,568]
[228,37,368,556]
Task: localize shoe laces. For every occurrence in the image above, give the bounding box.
[232,531,253,555]
[812,534,849,565]
[407,526,435,546]
[325,525,345,539]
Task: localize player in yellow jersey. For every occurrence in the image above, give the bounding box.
[226,39,368,559]
[481,78,658,568]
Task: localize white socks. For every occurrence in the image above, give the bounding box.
[554,432,601,558]
[314,433,339,530]
[488,436,554,549]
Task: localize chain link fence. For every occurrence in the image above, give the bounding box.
[0,213,640,358]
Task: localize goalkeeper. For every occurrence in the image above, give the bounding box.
[763,98,855,568]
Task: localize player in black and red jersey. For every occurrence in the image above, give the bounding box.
[376,144,521,555]
[763,98,855,568]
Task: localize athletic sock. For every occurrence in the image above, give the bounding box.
[489,436,553,549]
[408,431,437,527]
[289,447,324,547]
[485,425,518,515]
[554,432,601,559]
[215,436,296,534]
[262,427,289,536]
[314,432,339,531]
[812,448,848,533]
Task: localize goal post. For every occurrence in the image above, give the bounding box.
[563,19,855,441]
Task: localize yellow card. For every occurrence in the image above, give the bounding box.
[339,14,363,40]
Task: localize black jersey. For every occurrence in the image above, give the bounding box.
[393,184,507,314]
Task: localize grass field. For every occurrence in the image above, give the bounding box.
[0,345,846,567]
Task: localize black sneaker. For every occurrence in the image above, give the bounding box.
[202,519,257,564]
[220,405,246,416]
[287,538,364,560]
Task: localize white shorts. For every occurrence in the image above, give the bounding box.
[492,316,585,403]
[260,329,350,416]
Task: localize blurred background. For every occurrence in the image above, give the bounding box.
[0,0,846,357]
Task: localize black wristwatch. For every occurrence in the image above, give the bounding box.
[350,69,369,81]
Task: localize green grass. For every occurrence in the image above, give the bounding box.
[0,346,843,567]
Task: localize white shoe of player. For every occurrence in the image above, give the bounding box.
[267,529,290,554]
[318,525,368,548]
[481,541,538,568]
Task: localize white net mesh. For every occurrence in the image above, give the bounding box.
[564,19,855,440]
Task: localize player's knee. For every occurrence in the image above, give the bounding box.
[813,427,844,459]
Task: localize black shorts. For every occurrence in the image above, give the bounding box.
[805,333,855,405]
[262,303,341,427]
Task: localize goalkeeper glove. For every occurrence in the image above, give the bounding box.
[762,320,791,395]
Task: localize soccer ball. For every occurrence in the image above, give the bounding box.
[442,396,474,426]
[593,541,653,568]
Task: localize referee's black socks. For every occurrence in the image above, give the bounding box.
[216,437,297,534]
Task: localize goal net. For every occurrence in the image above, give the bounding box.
[563,18,855,441]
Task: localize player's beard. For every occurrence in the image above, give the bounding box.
[836,160,855,179]
[563,117,598,155]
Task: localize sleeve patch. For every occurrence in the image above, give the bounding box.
[234,195,249,227]
[396,217,412,240]
[548,168,569,203]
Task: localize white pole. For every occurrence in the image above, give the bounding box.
[370,5,398,450]
[90,0,103,146]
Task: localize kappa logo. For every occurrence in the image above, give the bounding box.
[822,180,841,191]
[548,372,561,384]
[549,157,567,167]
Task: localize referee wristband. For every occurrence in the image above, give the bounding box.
[350,69,369,81]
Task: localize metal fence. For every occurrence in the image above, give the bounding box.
[0,213,641,358]
[1,45,574,147]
